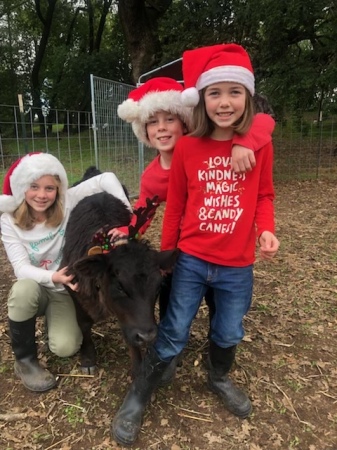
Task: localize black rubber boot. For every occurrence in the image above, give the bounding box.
[158,351,183,386]
[9,318,57,392]
[112,347,170,446]
[207,341,251,418]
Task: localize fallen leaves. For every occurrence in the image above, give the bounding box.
[0,181,337,449]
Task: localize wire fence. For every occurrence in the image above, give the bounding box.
[0,104,97,187]
[90,75,157,196]
[0,96,336,198]
[273,116,337,181]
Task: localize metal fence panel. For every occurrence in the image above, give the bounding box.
[90,75,157,196]
[0,99,336,191]
[0,105,95,186]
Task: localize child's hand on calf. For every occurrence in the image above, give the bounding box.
[52,266,79,291]
[108,226,129,242]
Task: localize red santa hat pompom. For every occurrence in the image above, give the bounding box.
[181,43,255,107]
[0,152,68,213]
[117,77,193,147]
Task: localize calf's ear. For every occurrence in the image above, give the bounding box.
[73,254,109,278]
[158,248,180,271]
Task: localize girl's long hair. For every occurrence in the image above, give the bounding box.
[190,87,255,138]
[13,176,64,230]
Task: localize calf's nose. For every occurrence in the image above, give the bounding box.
[134,328,157,346]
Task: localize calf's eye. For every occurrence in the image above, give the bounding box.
[115,282,124,293]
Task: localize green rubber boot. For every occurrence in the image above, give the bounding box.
[9,318,57,392]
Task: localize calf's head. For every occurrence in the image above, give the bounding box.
[72,240,178,347]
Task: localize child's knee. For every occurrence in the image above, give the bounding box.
[8,279,41,321]
[49,333,82,357]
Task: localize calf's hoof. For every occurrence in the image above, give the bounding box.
[81,365,97,375]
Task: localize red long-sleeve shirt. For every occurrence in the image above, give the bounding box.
[161,136,275,267]
[131,113,274,235]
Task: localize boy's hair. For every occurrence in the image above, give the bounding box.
[190,87,255,138]
[13,175,64,230]
[253,93,275,118]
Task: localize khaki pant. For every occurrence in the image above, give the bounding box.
[8,279,82,357]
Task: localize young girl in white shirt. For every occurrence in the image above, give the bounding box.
[0,152,131,392]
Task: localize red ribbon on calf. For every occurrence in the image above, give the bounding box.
[87,196,159,256]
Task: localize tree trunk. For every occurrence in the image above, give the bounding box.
[31,0,59,111]
[117,0,172,83]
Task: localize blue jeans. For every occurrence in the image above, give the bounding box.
[154,252,253,361]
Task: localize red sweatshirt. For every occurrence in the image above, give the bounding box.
[160,136,275,267]
[131,113,274,235]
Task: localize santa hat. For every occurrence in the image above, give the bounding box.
[181,43,255,107]
[117,77,193,146]
[0,152,68,213]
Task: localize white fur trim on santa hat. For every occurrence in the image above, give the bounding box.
[182,65,255,107]
[181,87,200,107]
[197,65,255,96]
[117,99,140,123]
[0,153,68,213]
[120,90,193,147]
[0,195,20,213]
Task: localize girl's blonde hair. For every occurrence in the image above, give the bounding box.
[13,175,64,230]
[190,87,255,138]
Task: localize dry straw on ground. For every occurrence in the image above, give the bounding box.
[0,180,336,450]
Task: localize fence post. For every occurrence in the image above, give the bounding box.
[90,74,99,169]
[18,94,28,154]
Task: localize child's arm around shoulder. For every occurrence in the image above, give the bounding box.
[231,113,275,173]
[68,172,132,211]
[109,167,161,240]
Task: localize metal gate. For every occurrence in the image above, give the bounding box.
[90,75,157,197]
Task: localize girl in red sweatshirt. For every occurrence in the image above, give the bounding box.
[112,76,274,319]
[112,44,280,447]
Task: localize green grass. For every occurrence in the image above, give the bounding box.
[0,129,148,195]
[0,362,10,374]
[63,398,86,427]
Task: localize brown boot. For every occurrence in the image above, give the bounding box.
[9,318,57,392]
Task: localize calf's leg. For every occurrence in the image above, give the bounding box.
[128,345,143,379]
[74,303,97,374]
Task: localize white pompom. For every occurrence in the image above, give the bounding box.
[0,195,20,213]
[181,87,200,107]
[117,99,140,122]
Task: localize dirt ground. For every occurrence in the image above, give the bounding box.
[0,181,336,450]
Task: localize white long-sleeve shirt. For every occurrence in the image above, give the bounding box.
[1,173,131,292]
